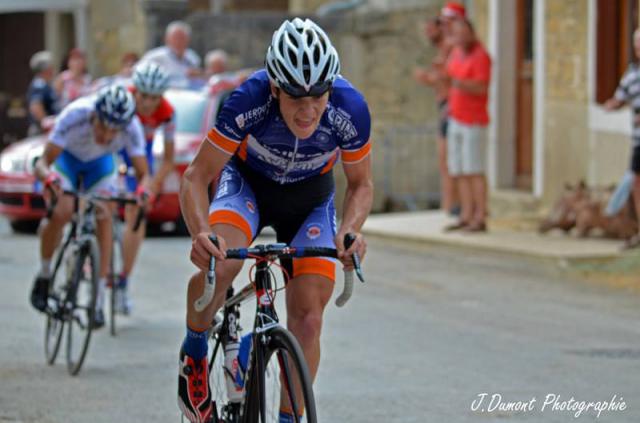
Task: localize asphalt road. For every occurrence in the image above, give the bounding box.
[1,218,639,422]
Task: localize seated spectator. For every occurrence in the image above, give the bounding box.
[92,52,139,92]
[204,49,229,78]
[54,48,92,109]
[201,48,252,95]
[27,51,58,135]
[140,21,202,89]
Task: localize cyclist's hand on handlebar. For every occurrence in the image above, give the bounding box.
[335,231,366,271]
[190,231,226,271]
[43,173,62,202]
[135,185,155,210]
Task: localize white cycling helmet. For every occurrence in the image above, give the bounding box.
[133,62,169,95]
[266,18,340,97]
[95,84,136,128]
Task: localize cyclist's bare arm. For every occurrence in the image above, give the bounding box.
[130,155,152,192]
[34,143,63,182]
[336,154,373,267]
[151,140,174,193]
[180,140,232,269]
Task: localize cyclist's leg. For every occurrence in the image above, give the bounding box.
[83,153,118,280]
[186,162,260,330]
[119,144,150,284]
[281,194,337,417]
[31,152,75,309]
[185,224,248,330]
[39,152,78,267]
[179,162,259,422]
[83,154,117,324]
[121,202,145,278]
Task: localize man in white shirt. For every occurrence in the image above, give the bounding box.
[140,21,202,89]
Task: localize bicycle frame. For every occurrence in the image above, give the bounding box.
[48,193,99,314]
[210,254,282,415]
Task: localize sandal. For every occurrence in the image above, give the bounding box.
[444,221,469,232]
[463,221,487,233]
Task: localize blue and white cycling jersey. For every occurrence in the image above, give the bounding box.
[47,97,145,192]
[207,70,371,184]
[50,97,146,162]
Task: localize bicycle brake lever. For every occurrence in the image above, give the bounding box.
[344,233,365,283]
[194,234,219,312]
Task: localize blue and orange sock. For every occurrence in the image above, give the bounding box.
[279,410,302,423]
[182,325,208,360]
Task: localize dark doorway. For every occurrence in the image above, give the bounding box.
[515,0,534,190]
[0,12,45,147]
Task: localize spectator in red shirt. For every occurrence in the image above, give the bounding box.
[445,19,492,232]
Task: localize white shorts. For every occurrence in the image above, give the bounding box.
[446,118,487,176]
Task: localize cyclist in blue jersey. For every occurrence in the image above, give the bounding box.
[29,85,152,328]
[177,18,373,423]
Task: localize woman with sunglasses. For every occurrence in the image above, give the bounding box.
[177,18,373,423]
[29,85,152,329]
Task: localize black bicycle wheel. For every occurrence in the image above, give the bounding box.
[66,237,99,375]
[44,243,75,364]
[242,326,317,423]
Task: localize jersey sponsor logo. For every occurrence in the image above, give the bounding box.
[306,223,323,240]
[235,114,245,129]
[215,171,240,199]
[327,107,358,141]
[247,137,337,173]
[222,122,243,140]
[235,98,272,130]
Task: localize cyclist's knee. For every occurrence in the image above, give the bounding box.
[216,259,243,282]
[50,200,73,223]
[289,311,323,342]
[123,203,140,226]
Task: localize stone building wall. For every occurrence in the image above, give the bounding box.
[541,0,591,203]
[88,0,147,76]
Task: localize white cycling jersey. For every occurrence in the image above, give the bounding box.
[49,97,146,161]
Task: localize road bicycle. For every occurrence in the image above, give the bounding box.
[185,234,364,423]
[43,185,139,375]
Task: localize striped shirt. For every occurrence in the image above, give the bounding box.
[614,62,640,145]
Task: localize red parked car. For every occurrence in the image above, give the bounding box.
[0,87,235,233]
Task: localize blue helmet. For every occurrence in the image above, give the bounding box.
[94,84,136,128]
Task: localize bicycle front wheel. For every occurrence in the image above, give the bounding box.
[44,248,70,365]
[243,326,317,423]
[66,237,99,375]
